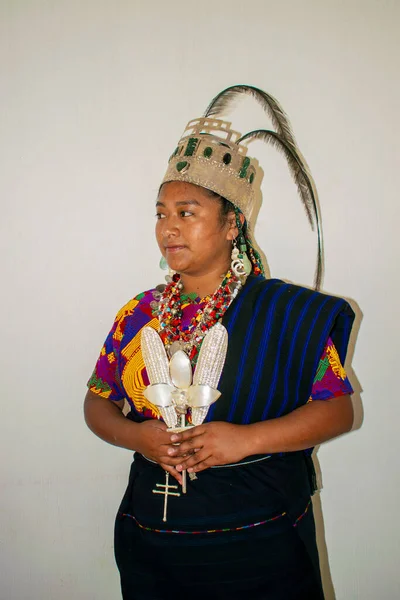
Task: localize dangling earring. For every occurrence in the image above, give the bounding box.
[231,209,252,278]
[159,256,168,270]
[231,238,252,279]
[159,255,176,283]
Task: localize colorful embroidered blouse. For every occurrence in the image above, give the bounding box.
[87,288,353,421]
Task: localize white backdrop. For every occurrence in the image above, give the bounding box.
[1,1,399,598]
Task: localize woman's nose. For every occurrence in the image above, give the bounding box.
[161,217,179,238]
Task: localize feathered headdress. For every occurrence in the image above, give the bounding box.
[162,85,323,289]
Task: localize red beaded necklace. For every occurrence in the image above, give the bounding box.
[156,271,241,363]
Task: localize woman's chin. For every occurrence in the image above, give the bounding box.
[167,259,188,273]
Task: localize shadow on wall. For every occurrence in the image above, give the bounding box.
[312,296,363,600]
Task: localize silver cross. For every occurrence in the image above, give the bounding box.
[152,472,181,522]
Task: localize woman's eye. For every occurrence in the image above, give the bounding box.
[180,211,193,217]
[155,213,166,219]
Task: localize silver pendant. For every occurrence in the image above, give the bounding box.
[168,340,186,358]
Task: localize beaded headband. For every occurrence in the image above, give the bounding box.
[161,85,323,289]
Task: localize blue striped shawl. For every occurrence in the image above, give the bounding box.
[206,275,355,425]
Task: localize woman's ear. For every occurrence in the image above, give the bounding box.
[226,210,245,241]
[226,212,238,241]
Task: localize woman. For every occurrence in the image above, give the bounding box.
[84,86,355,600]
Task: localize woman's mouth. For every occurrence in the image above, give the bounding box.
[165,245,186,253]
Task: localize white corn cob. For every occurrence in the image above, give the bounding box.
[141,327,177,428]
[191,323,228,425]
[160,406,178,429]
[191,406,208,427]
[141,327,172,385]
[193,323,228,387]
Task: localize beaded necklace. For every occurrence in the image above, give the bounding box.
[155,271,242,364]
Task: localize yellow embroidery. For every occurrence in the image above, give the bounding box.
[107,352,116,364]
[121,317,161,417]
[326,343,347,381]
[115,297,140,322]
[113,298,140,341]
[90,386,112,399]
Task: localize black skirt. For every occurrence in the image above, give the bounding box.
[114,452,324,600]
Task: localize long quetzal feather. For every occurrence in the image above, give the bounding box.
[203,85,297,151]
[238,129,323,290]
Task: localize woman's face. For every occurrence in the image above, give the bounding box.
[156,182,236,277]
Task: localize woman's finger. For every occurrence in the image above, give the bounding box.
[188,459,212,473]
[160,462,183,485]
[167,437,204,457]
[176,449,212,471]
[170,425,205,444]
[158,452,190,467]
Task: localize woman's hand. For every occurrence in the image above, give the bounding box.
[135,420,184,484]
[84,391,184,482]
[165,396,354,474]
[167,422,252,474]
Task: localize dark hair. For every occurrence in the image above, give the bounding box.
[201,188,248,235]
